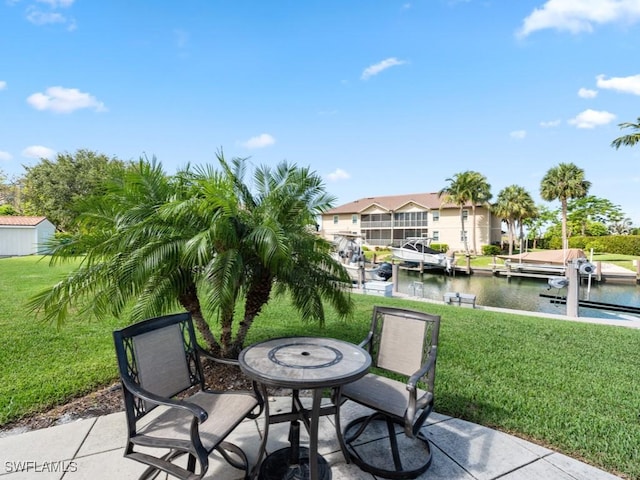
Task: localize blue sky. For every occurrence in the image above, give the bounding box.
[1,1,639,224]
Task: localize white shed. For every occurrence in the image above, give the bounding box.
[0,216,57,256]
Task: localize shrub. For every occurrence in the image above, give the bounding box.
[482,244,501,256]
[584,240,606,253]
[431,243,449,252]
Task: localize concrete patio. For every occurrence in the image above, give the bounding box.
[0,395,622,480]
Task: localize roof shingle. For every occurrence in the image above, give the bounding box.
[0,216,48,226]
[325,192,465,214]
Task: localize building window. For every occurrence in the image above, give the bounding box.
[432,231,439,241]
[393,211,428,227]
[432,211,439,222]
[333,215,338,224]
[351,214,358,224]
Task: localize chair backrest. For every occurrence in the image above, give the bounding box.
[368,306,440,381]
[113,313,204,419]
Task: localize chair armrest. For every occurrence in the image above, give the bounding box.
[120,376,208,423]
[196,345,240,366]
[358,332,374,349]
[407,346,437,390]
[196,345,265,419]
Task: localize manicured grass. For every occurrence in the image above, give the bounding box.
[1,256,639,478]
[0,256,130,425]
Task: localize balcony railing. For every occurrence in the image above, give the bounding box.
[360,221,393,228]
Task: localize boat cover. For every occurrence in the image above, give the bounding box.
[497,248,586,265]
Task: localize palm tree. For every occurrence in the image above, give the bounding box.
[611,117,640,149]
[493,185,537,255]
[27,158,223,350]
[177,155,354,357]
[28,153,353,358]
[439,171,491,254]
[540,163,591,254]
[493,185,535,255]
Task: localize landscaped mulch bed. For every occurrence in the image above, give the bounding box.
[0,361,254,435]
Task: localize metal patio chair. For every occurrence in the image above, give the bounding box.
[113,312,263,480]
[336,306,441,479]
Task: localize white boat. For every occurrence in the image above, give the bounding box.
[332,233,393,283]
[496,248,587,275]
[390,237,449,269]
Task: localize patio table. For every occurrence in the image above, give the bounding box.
[239,336,371,480]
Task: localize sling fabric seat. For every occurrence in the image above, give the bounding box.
[336,306,440,479]
[113,312,263,480]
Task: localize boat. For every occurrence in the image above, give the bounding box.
[332,233,393,283]
[390,237,450,270]
[496,248,587,275]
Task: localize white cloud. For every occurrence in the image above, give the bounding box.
[36,0,75,7]
[568,109,616,129]
[596,73,640,95]
[517,0,640,38]
[27,86,106,113]
[0,81,6,91]
[0,151,13,161]
[26,0,75,29]
[26,7,66,25]
[578,87,598,98]
[540,119,561,127]
[242,133,275,149]
[510,130,527,139]
[361,57,407,80]
[22,145,56,159]
[326,168,351,182]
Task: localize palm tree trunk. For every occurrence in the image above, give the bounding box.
[219,306,235,358]
[231,274,273,358]
[178,286,220,353]
[561,199,568,253]
[508,220,515,256]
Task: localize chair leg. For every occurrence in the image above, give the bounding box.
[187,454,196,473]
[216,441,250,479]
[386,418,403,471]
[332,387,351,464]
[343,414,433,480]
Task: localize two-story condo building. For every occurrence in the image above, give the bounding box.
[321,192,502,252]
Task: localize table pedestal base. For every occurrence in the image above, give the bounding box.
[259,447,331,480]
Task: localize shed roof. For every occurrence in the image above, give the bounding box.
[0,216,49,226]
[325,192,471,214]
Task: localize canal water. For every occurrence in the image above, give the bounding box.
[394,268,640,322]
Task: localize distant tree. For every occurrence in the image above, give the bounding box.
[523,204,557,249]
[0,170,23,213]
[611,117,640,149]
[22,149,125,231]
[540,163,591,253]
[609,217,633,235]
[0,204,17,215]
[439,171,491,254]
[566,196,623,236]
[492,185,536,255]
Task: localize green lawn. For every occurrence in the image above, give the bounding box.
[1,256,639,479]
